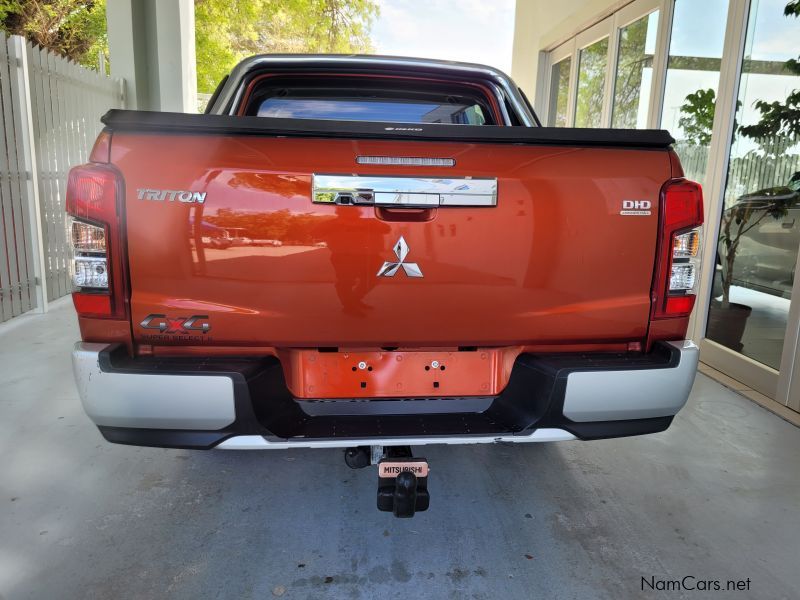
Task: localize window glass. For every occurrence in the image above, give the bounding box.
[660,0,729,185]
[256,97,488,125]
[548,57,572,126]
[706,0,800,370]
[244,77,497,125]
[575,37,609,128]
[612,11,659,128]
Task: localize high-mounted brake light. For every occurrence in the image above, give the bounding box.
[66,164,126,318]
[652,179,704,319]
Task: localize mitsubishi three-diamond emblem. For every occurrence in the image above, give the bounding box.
[377,236,423,277]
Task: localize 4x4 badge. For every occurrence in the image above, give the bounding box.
[140,314,211,334]
[377,236,423,278]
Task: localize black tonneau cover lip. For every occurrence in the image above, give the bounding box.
[101,109,675,149]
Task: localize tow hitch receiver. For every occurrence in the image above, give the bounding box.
[377,457,430,518]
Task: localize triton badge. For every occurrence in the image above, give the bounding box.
[377,236,423,278]
[137,189,207,204]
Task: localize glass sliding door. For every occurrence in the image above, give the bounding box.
[548,56,572,127]
[575,37,609,128]
[611,11,660,129]
[706,0,800,372]
[660,0,730,186]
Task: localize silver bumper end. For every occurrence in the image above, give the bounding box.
[562,340,699,422]
[71,342,236,430]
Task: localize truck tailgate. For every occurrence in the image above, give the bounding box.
[113,134,668,347]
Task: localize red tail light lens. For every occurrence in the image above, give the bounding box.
[66,164,126,318]
[652,179,704,319]
[66,167,119,223]
[662,180,704,230]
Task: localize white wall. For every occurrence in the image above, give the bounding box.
[511,0,627,102]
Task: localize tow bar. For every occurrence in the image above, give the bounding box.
[344,445,430,518]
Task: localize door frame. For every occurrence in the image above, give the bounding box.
[540,0,668,129]
[573,16,614,127]
[543,40,577,127]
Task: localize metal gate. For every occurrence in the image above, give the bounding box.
[0,32,124,323]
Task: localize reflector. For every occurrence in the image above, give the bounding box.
[666,295,695,315]
[72,293,111,316]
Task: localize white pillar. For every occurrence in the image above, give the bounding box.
[106,0,197,112]
[106,0,146,109]
[153,0,197,112]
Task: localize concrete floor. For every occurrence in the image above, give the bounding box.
[1,301,799,600]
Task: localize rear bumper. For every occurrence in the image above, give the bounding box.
[71,340,698,449]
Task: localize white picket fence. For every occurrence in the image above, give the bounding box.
[0,32,125,323]
[674,137,800,194]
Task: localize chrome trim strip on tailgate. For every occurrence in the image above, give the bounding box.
[71,342,236,430]
[562,340,699,422]
[356,156,455,167]
[215,428,577,450]
[312,174,497,207]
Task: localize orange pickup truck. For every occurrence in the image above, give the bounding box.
[69,55,702,516]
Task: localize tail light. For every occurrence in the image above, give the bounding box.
[652,179,704,319]
[66,164,127,318]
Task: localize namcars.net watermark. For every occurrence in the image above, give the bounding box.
[642,576,752,593]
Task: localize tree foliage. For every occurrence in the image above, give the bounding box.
[611,15,650,129]
[0,0,107,69]
[1,1,378,89]
[195,0,379,93]
[573,38,608,127]
[678,88,717,146]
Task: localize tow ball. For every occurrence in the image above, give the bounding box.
[344,445,430,518]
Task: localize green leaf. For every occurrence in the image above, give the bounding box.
[194,0,379,93]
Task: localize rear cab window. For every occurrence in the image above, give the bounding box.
[241,75,499,125]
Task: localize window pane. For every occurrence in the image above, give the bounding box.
[660,0,729,186]
[256,97,488,124]
[706,0,800,370]
[575,37,609,127]
[548,57,572,126]
[611,11,659,129]
[243,78,497,125]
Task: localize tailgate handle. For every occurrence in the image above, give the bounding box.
[312,174,497,207]
[375,207,436,222]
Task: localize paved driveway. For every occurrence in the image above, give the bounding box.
[1,301,798,599]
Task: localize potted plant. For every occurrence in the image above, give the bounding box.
[707,185,792,350]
